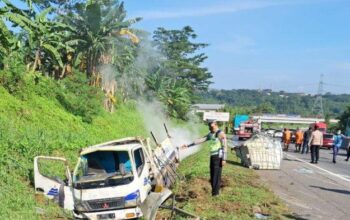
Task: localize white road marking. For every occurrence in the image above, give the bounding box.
[284,152,350,184]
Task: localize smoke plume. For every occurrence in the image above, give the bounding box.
[136,100,202,161]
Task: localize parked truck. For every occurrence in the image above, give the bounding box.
[237,119,260,140]
[34,135,181,220]
[310,122,327,133]
[233,115,249,133]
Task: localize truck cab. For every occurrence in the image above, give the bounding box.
[310,122,327,133]
[34,137,175,220]
[237,120,260,140]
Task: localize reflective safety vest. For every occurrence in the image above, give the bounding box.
[207,130,222,156]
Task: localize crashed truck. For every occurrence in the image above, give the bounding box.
[34,134,181,220]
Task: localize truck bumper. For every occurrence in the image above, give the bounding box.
[74,207,143,220]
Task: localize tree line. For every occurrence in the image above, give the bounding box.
[0,0,212,120]
[199,89,350,132]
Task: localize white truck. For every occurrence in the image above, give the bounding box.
[34,136,179,220]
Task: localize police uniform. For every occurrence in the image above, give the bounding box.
[207,130,225,196]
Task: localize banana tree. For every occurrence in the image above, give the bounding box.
[0,2,22,68]
[146,70,192,119]
[1,1,74,73]
[61,0,141,83]
[59,0,141,111]
[0,19,12,67]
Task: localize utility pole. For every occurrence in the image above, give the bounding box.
[312,74,325,118]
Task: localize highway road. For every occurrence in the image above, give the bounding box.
[258,144,350,220]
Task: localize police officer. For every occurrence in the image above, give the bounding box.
[183,120,227,196]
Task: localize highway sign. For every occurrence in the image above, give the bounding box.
[203,112,230,122]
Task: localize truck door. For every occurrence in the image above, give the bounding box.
[34,156,74,210]
[133,148,151,201]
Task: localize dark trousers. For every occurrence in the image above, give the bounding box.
[295,143,302,152]
[333,147,339,162]
[210,155,222,196]
[301,141,309,154]
[346,148,350,160]
[310,145,320,163]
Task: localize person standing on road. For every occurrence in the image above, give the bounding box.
[295,128,303,152]
[283,128,291,151]
[341,134,350,161]
[346,142,350,161]
[308,125,323,164]
[183,120,227,196]
[301,127,312,154]
[332,130,343,164]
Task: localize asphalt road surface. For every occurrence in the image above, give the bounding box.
[257,143,350,220]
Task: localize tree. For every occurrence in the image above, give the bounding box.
[147,26,212,118]
[0,1,27,69]
[58,0,141,111]
[1,1,74,73]
[338,106,350,133]
[146,69,191,119]
[253,102,276,114]
[61,0,141,83]
[153,26,212,93]
[0,19,14,68]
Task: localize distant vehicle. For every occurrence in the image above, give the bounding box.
[237,119,260,140]
[322,133,334,149]
[266,129,276,136]
[233,115,249,133]
[274,131,283,139]
[310,122,327,133]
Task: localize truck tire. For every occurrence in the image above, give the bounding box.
[58,183,65,208]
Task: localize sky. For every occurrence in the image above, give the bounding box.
[124,0,350,94]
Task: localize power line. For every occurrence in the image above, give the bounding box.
[323,83,350,90]
[312,74,325,118]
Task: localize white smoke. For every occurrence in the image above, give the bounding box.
[99,34,205,160]
[136,100,203,161]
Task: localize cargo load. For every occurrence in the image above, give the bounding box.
[234,134,283,169]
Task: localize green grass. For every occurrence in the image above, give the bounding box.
[0,84,289,220]
[171,140,290,220]
[0,86,147,219]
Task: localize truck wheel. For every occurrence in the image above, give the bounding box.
[58,184,65,208]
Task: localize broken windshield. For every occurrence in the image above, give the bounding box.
[73,150,134,189]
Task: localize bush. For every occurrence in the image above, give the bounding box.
[56,72,104,123]
[0,53,26,95]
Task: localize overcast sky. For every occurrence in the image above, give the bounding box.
[126,0,350,94]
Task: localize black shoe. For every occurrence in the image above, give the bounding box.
[310,161,314,163]
[345,159,349,161]
[315,161,318,164]
[333,160,336,164]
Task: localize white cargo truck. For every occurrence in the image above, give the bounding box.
[34,136,178,220]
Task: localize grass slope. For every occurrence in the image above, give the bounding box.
[173,142,289,220]
[0,86,147,219]
[0,85,289,220]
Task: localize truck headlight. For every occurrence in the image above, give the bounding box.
[124,190,140,208]
[74,202,89,212]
